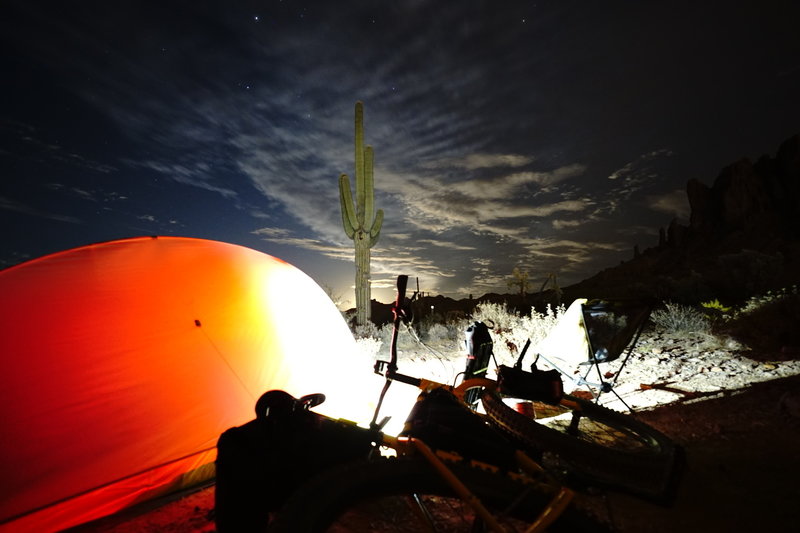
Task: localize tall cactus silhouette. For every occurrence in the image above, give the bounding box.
[339,101,384,325]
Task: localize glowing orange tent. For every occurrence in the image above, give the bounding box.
[0,236,382,532]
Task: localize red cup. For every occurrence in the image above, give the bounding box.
[515,401,535,418]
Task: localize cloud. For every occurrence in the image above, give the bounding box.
[425,153,535,170]
[379,165,590,236]
[502,236,629,281]
[0,196,81,224]
[252,227,351,260]
[137,161,239,200]
[45,183,128,203]
[1,121,118,174]
[551,218,583,230]
[647,188,690,220]
[417,239,476,251]
[607,149,673,181]
[455,164,586,200]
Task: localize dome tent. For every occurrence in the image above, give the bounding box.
[0,236,382,532]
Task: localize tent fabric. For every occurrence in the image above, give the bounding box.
[532,298,590,380]
[532,298,650,392]
[0,236,383,532]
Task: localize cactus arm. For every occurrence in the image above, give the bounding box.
[339,173,357,239]
[354,102,366,225]
[368,208,383,247]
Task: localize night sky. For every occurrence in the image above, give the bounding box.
[3,0,800,307]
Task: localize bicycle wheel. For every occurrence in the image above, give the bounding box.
[481,391,680,502]
[267,456,610,532]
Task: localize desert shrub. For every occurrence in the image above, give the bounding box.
[354,335,382,361]
[353,321,381,340]
[650,301,710,334]
[423,323,454,344]
[699,298,733,324]
[352,301,567,373]
[471,302,564,367]
[701,299,731,313]
[736,285,798,316]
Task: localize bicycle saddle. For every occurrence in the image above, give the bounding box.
[255,390,326,419]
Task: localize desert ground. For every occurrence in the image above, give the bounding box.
[71,328,800,532]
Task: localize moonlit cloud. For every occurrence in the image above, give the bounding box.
[455,164,586,200]
[417,239,476,251]
[0,196,81,224]
[252,227,351,260]
[140,161,240,200]
[607,149,674,181]
[2,121,118,174]
[647,188,690,220]
[425,153,535,170]
[551,219,583,230]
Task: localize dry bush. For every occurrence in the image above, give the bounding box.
[354,302,566,373]
[470,302,564,367]
[650,302,710,334]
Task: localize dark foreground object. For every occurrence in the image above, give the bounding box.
[214,391,374,532]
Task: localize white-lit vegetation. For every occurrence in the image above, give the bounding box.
[352,286,799,380]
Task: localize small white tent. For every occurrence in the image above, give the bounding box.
[532,298,590,381]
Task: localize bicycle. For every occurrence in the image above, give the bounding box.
[259,275,680,532]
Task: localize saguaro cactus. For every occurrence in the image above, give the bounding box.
[339,101,384,325]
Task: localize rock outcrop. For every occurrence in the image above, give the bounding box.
[688,134,800,239]
[569,134,800,303]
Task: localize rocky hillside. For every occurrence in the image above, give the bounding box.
[570,133,800,304]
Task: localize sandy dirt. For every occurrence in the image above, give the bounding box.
[72,337,800,532]
[584,373,800,532]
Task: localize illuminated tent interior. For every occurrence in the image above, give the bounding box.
[0,236,385,532]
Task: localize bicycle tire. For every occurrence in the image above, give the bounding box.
[267,456,610,532]
[481,391,680,502]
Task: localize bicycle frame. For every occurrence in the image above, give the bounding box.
[367,274,575,533]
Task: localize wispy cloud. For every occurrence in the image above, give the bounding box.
[551,218,583,230]
[379,164,590,236]
[607,149,673,181]
[455,164,586,200]
[252,227,352,261]
[138,161,239,200]
[425,153,535,170]
[1,121,118,174]
[417,239,476,251]
[45,183,128,203]
[606,149,674,208]
[647,188,689,220]
[0,196,81,224]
